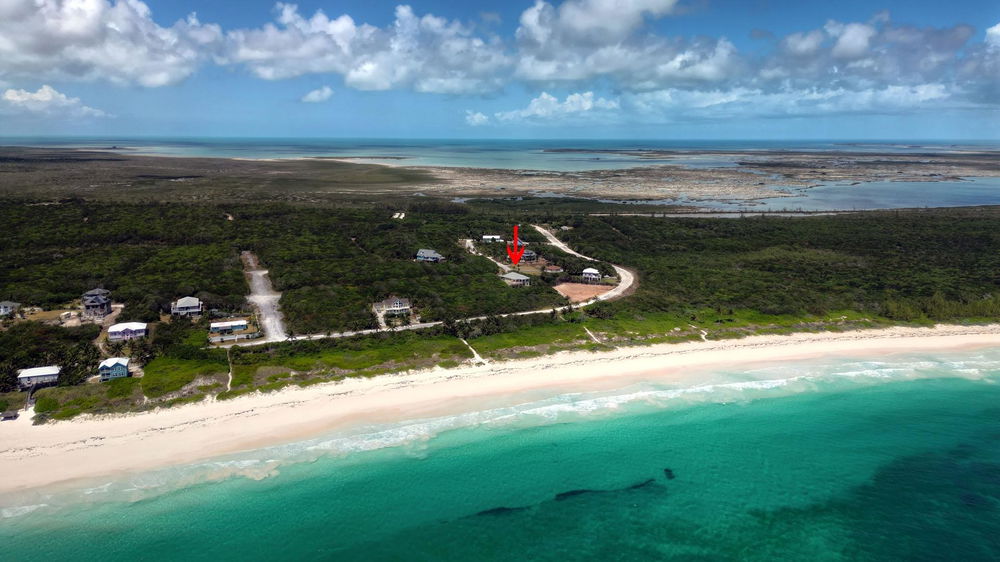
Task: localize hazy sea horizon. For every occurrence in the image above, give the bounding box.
[3,347,1000,560]
[4,137,999,211]
[3,136,999,172]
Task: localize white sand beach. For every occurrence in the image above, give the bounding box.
[1,324,999,495]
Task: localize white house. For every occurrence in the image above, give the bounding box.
[501,272,531,287]
[0,301,20,317]
[581,267,602,283]
[108,322,148,341]
[482,235,503,243]
[98,358,131,381]
[170,296,203,316]
[210,320,249,334]
[17,366,61,389]
[375,296,412,316]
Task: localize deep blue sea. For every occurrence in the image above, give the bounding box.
[3,348,1000,560]
[3,137,998,211]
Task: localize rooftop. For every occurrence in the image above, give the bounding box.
[501,272,530,281]
[17,366,61,379]
[211,320,248,328]
[582,267,600,274]
[109,322,148,331]
[99,357,130,369]
[174,296,201,307]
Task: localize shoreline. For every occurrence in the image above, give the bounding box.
[1,324,999,496]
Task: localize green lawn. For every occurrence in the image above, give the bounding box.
[141,356,229,398]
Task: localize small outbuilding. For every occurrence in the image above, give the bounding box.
[501,272,531,287]
[544,265,564,274]
[17,366,61,389]
[482,235,503,243]
[581,267,601,283]
[98,357,131,381]
[0,300,20,317]
[170,296,203,316]
[108,322,148,341]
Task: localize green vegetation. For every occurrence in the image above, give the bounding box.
[0,201,247,321]
[31,376,144,422]
[0,322,101,391]
[140,356,228,398]
[557,210,1000,323]
[223,330,474,396]
[2,190,1000,421]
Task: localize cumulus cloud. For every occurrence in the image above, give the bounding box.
[464,110,489,126]
[1,85,107,117]
[512,0,736,88]
[827,21,878,59]
[301,85,333,102]
[626,83,953,121]
[987,22,1000,48]
[0,0,222,87]
[494,91,619,122]
[224,3,510,94]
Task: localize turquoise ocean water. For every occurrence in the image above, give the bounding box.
[3,348,1000,560]
[3,137,998,210]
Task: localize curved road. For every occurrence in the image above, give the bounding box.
[220,225,635,348]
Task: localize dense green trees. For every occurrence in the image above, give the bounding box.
[0,323,100,391]
[559,210,1000,322]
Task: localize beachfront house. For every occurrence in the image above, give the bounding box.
[98,357,131,381]
[0,300,20,317]
[416,249,445,263]
[108,322,148,341]
[521,249,538,262]
[170,296,203,316]
[482,235,503,243]
[582,267,602,283]
[501,272,531,287]
[376,296,412,316]
[210,319,249,334]
[17,366,61,389]
[82,288,112,317]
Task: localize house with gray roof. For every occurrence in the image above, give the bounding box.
[416,249,445,263]
[170,296,203,316]
[501,272,531,287]
[82,288,112,317]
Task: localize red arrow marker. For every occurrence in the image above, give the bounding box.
[506,225,526,265]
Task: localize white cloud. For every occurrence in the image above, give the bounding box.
[512,0,729,88]
[626,83,952,121]
[301,85,333,102]
[494,91,619,122]
[1,85,107,117]
[987,22,1000,48]
[0,0,222,87]
[224,3,510,94]
[783,30,825,56]
[464,110,489,126]
[828,22,877,59]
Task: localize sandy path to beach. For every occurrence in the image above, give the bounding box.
[1,324,998,496]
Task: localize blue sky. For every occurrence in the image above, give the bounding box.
[0,0,998,139]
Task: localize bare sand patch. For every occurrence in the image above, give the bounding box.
[555,282,612,303]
